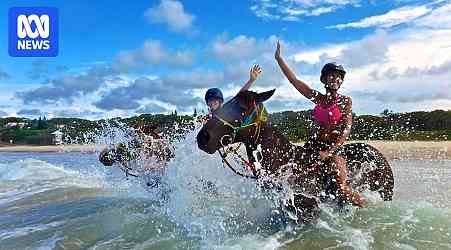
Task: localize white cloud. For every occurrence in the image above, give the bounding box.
[287,29,391,78]
[16,65,116,105]
[114,39,194,71]
[7,1,451,118]
[136,102,170,114]
[133,40,167,64]
[374,29,451,75]
[210,35,261,62]
[284,14,451,114]
[144,0,195,33]
[310,6,336,16]
[209,34,306,63]
[327,0,451,29]
[250,0,359,20]
[292,44,345,63]
[414,2,451,29]
[328,4,432,29]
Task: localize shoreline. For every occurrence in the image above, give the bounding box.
[0,144,100,153]
[349,140,450,160]
[0,141,450,160]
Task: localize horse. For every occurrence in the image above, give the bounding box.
[196,89,394,223]
[99,130,175,187]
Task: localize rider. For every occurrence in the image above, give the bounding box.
[137,124,161,139]
[137,124,174,164]
[204,65,262,114]
[204,65,262,171]
[274,41,366,207]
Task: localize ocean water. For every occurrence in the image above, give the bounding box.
[1,131,450,250]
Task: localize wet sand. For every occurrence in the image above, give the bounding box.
[0,144,100,153]
[0,141,450,160]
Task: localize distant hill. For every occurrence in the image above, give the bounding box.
[269,109,451,141]
[1,109,450,145]
[0,113,194,145]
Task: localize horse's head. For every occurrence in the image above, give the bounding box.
[197,89,275,154]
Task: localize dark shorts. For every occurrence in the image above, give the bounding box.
[299,139,345,167]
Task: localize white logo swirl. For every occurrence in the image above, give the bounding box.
[17,14,49,39]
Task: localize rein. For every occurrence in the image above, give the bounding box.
[218,147,257,179]
[214,104,266,179]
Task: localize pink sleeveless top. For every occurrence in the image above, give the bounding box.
[312,95,342,128]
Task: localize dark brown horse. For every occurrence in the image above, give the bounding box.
[197,90,394,223]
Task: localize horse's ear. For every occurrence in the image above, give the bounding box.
[256,89,275,103]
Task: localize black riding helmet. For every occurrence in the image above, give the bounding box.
[320,62,346,84]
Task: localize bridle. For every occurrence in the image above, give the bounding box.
[213,102,267,179]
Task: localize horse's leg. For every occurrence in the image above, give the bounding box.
[365,164,394,201]
[333,156,366,207]
[293,194,320,224]
[245,143,256,163]
[287,172,322,223]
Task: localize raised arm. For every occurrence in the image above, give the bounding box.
[275,41,317,101]
[239,65,262,92]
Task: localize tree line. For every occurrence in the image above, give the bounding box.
[0,109,450,145]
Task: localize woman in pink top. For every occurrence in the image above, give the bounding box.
[274,41,365,207]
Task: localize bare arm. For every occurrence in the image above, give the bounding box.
[275,41,317,101]
[239,65,262,92]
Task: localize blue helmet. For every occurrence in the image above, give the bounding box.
[205,88,224,103]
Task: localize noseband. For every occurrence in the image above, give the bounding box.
[213,103,267,179]
[215,103,265,144]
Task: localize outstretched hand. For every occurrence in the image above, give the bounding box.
[250,64,262,81]
[275,40,282,60]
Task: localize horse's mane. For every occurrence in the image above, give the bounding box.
[260,118,305,154]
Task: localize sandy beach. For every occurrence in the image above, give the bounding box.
[0,141,450,160]
[352,140,451,160]
[0,144,100,153]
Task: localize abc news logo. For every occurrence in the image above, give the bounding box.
[9,7,58,57]
[17,14,50,49]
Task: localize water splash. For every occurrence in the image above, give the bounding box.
[1,121,451,249]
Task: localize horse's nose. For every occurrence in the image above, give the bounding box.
[197,128,210,150]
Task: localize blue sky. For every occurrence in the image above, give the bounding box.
[0,0,450,119]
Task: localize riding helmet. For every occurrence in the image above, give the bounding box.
[320,62,346,84]
[205,88,224,103]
